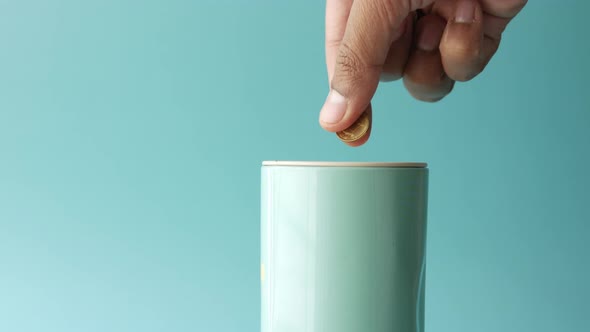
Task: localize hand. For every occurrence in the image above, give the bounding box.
[319,0,527,146]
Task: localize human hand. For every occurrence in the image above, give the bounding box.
[319,0,527,146]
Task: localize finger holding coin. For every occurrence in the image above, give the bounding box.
[337,105,372,147]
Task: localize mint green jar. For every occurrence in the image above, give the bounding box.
[261,162,429,332]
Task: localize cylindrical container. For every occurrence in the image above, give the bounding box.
[261,161,429,332]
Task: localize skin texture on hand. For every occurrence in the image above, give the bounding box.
[320,0,528,146]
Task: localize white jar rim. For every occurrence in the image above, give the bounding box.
[262,161,427,168]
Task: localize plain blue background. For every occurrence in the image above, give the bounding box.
[1,1,588,331]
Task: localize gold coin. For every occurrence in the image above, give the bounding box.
[336,110,370,143]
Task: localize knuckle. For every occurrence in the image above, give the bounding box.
[440,46,485,81]
[441,40,482,63]
[404,76,454,103]
[447,61,483,81]
[445,57,483,81]
[483,16,510,40]
[506,0,528,16]
[485,0,528,18]
[450,69,479,82]
[416,95,446,103]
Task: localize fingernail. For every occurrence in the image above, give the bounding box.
[320,90,347,124]
[417,21,443,52]
[455,0,475,23]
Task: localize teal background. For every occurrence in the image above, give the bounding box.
[0,1,588,331]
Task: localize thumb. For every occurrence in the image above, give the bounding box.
[319,0,435,132]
